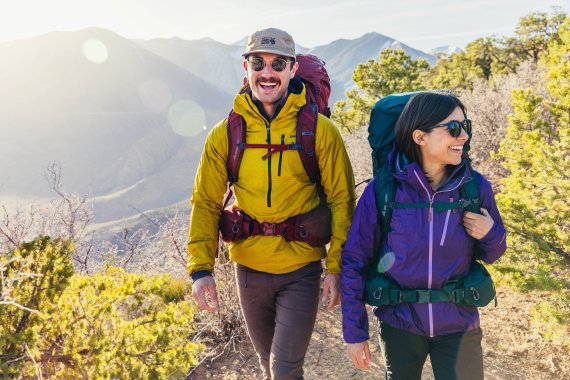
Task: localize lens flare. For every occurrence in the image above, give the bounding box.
[167,100,206,137]
[138,79,172,112]
[377,251,396,273]
[82,39,108,64]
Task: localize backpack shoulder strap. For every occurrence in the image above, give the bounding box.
[459,166,481,213]
[227,93,321,186]
[296,103,320,184]
[226,110,246,184]
[375,166,397,239]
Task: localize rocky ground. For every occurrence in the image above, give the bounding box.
[188,286,569,379]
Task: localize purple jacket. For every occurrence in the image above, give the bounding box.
[341,155,507,343]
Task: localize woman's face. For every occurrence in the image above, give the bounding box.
[415,106,469,168]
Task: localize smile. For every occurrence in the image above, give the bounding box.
[260,81,277,89]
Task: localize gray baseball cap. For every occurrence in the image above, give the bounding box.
[242,28,296,58]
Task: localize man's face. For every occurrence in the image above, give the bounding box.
[243,52,298,116]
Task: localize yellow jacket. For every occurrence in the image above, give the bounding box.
[188,83,355,275]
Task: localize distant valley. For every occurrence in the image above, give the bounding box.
[0,27,437,228]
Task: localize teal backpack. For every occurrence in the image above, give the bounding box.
[364,90,496,308]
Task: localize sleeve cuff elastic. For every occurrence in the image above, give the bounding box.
[191,270,213,282]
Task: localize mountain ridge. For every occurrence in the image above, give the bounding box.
[0,27,437,225]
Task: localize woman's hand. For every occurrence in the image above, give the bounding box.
[346,341,372,370]
[463,208,494,239]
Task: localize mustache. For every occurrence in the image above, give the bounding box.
[256,76,280,84]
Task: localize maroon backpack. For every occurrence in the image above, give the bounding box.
[226,54,331,186]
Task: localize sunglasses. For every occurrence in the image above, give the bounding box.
[420,119,472,137]
[247,56,293,72]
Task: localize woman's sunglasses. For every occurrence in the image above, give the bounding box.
[247,56,294,72]
[420,119,472,137]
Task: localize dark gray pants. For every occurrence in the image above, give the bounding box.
[378,320,484,380]
[235,261,322,380]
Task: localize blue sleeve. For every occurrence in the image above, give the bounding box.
[340,179,381,343]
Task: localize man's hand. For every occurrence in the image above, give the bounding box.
[321,273,340,311]
[191,276,219,312]
[346,341,372,370]
[463,208,494,240]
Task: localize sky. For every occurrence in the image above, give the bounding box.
[0,0,567,52]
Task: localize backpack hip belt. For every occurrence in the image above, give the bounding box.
[365,261,496,308]
[219,202,332,247]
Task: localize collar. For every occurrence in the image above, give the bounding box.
[233,78,307,124]
[390,149,471,194]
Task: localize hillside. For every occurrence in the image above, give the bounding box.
[0,27,232,222]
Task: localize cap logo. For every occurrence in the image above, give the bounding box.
[261,37,276,45]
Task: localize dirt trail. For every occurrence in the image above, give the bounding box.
[190,286,569,379]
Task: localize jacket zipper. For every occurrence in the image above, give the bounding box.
[278,134,284,176]
[413,170,435,336]
[266,123,272,207]
[440,199,452,246]
[413,170,465,337]
[440,210,452,246]
[243,95,274,208]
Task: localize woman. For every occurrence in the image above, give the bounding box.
[341,92,507,380]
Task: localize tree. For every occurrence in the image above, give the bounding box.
[428,50,482,91]
[493,17,569,342]
[459,60,550,184]
[511,8,567,62]
[1,236,202,378]
[35,267,202,378]
[0,236,74,376]
[427,9,567,91]
[332,48,429,131]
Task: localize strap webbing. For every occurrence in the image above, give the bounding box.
[387,281,460,304]
[243,143,303,160]
[390,198,478,212]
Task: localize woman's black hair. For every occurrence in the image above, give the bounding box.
[395,91,467,167]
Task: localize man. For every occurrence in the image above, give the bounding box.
[188,27,355,380]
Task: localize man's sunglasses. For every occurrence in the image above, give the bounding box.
[247,56,294,72]
[420,119,472,137]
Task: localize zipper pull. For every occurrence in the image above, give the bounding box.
[428,200,433,222]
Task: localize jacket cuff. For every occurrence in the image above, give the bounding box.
[191,270,213,282]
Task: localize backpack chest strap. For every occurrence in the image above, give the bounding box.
[390,199,477,212]
[242,143,303,159]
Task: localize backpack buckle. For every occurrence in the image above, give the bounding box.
[261,222,277,236]
[452,288,464,303]
[416,289,432,303]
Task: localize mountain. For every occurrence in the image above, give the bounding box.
[138,32,435,105]
[0,27,232,222]
[307,32,436,104]
[134,37,245,96]
[136,38,310,96]
[0,28,437,226]
[429,45,463,58]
